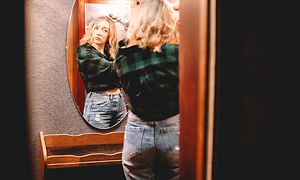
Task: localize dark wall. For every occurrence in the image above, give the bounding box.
[214,1,299,180]
[1,1,32,180]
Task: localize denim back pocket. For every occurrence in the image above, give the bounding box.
[160,126,180,156]
[123,124,144,159]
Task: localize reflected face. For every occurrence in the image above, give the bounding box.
[92,20,110,46]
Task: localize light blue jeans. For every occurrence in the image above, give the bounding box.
[83,91,127,129]
[122,112,180,180]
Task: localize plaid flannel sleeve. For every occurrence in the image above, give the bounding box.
[76,46,113,80]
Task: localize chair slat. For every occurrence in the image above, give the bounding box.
[43,132,124,148]
[39,131,124,179]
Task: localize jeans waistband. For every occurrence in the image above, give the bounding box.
[128,111,179,125]
[89,91,122,98]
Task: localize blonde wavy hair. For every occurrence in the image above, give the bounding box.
[80,16,117,59]
[127,0,179,52]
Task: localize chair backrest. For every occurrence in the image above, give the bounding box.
[39,131,125,180]
[42,131,124,148]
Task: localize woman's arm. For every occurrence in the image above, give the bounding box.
[76,45,114,80]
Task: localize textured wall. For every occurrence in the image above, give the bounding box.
[25,0,125,179]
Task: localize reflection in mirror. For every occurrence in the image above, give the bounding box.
[66,0,131,130]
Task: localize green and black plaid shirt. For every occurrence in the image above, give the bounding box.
[115,44,179,121]
[76,43,120,92]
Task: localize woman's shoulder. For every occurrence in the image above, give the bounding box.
[118,43,178,53]
[77,44,100,59]
[77,43,89,53]
[162,44,179,50]
[116,43,178,62]
[117,44,140,58]
[161,44,179,57]
[77,43,93,52]
[117,39,138,51]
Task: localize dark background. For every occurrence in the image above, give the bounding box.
[1,0,32,179]
[214,0,299,180]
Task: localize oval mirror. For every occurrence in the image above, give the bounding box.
[66,0,131,130]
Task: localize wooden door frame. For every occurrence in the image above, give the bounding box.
[179,0,216,179]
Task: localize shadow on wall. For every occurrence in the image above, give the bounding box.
[1,0,32,179]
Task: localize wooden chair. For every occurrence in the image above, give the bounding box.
[39,131,124,180]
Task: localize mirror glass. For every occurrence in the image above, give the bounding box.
[66,0,131,130]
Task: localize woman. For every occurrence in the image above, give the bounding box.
[115,0,180,179]
[76,16,127,129]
